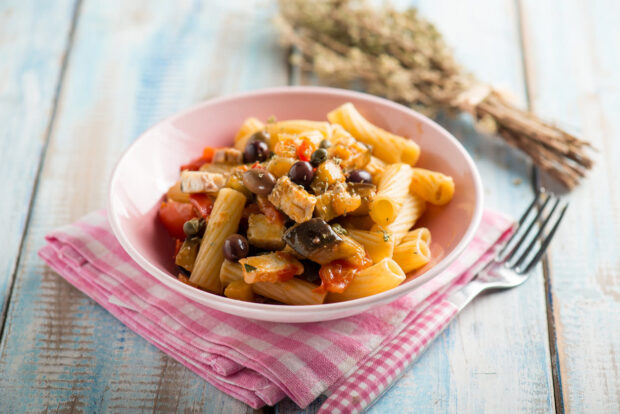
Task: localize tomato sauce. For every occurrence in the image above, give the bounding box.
[316,255,372,293]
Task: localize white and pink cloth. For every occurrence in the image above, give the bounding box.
[39,209,513,413]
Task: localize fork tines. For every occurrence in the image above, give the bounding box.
[495,189,568,274]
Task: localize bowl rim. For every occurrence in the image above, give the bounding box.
[107,86,483,315]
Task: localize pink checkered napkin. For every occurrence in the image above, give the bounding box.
[39,209,513,411]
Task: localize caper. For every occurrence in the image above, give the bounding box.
[310,148,328,166]
[183,218,204,238]
[319,139,332,149]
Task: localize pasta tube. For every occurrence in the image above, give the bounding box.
[347,229,395,263]
[393,239,431,273]
[220,259,245,287]
[265,120,331,141]
[327,259,406,302]
[401,227,431,245]
[189,188,246,293]
[365,156,387,184]
[219,261,326,305]
[369,163,414,226]
[373,193,426,245]
[327,103,420,165]
[234,117,264,150]
[410,168,455,205]
[224,280,255,302]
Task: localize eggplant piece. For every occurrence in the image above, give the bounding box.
[283,218,342,258]
[308,235,367,265]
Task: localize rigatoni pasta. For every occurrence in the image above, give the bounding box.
[234,117,264,150]
[347,229,394,263]
[393,239,431,273]
[410,168,455,205]
[373,193,426,245]
[369,163,413,226]
[219,260,327,305]
[188,188,246,293]
[157,102,455,305]
[327,103,420,165]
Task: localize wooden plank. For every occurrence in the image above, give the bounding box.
[518,0,620,412]
[0,0,286,412]
[370,0,556,410]
[0,0,77,324]
[277,0,555,412]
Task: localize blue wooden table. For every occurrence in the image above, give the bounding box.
[1,0,618,412]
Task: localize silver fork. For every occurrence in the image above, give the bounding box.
[366,190,568,411]
[447,189,568,312]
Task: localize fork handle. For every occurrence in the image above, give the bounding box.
[445,279,488,312]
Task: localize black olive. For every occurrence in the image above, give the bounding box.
[310,148,328,167]
[242,169,276,195]
[243,140,270,163]
[288,161,315,188]
[347,169,372,184]
[183,218,205,238]
[319,139,332,149]
[223,234,249,261]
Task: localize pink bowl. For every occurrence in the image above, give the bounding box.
[108,87,483,323]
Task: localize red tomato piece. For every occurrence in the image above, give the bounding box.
[202,147,215,162]
[297,140,313,162]
[189,193,214,218]
[316,255,372,293]
[158,200,195,239]
[180,156,208,171]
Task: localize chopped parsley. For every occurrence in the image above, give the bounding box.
[381,230,391,242]
[243,264,257,272]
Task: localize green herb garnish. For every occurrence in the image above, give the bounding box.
[382,230,391,242]
[243,264,257,272]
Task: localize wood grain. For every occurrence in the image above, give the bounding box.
[0,0,78,326]
[276,0,556,412]
[0,0,286,412]
[519,0,620,412]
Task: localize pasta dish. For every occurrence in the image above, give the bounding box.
[158,103,454,305]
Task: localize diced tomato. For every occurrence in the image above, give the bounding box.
[297,140,314,162]
[189,193,214,218]
[159,200,195,239]
[180,147,217,171]
[180,156,208,171]
[256,195,285,224]
[202,147,215,162]
[316,256,372,293]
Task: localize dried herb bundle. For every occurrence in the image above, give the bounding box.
[275,0,594,189]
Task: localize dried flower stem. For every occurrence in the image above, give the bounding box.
[276,0,594,189]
